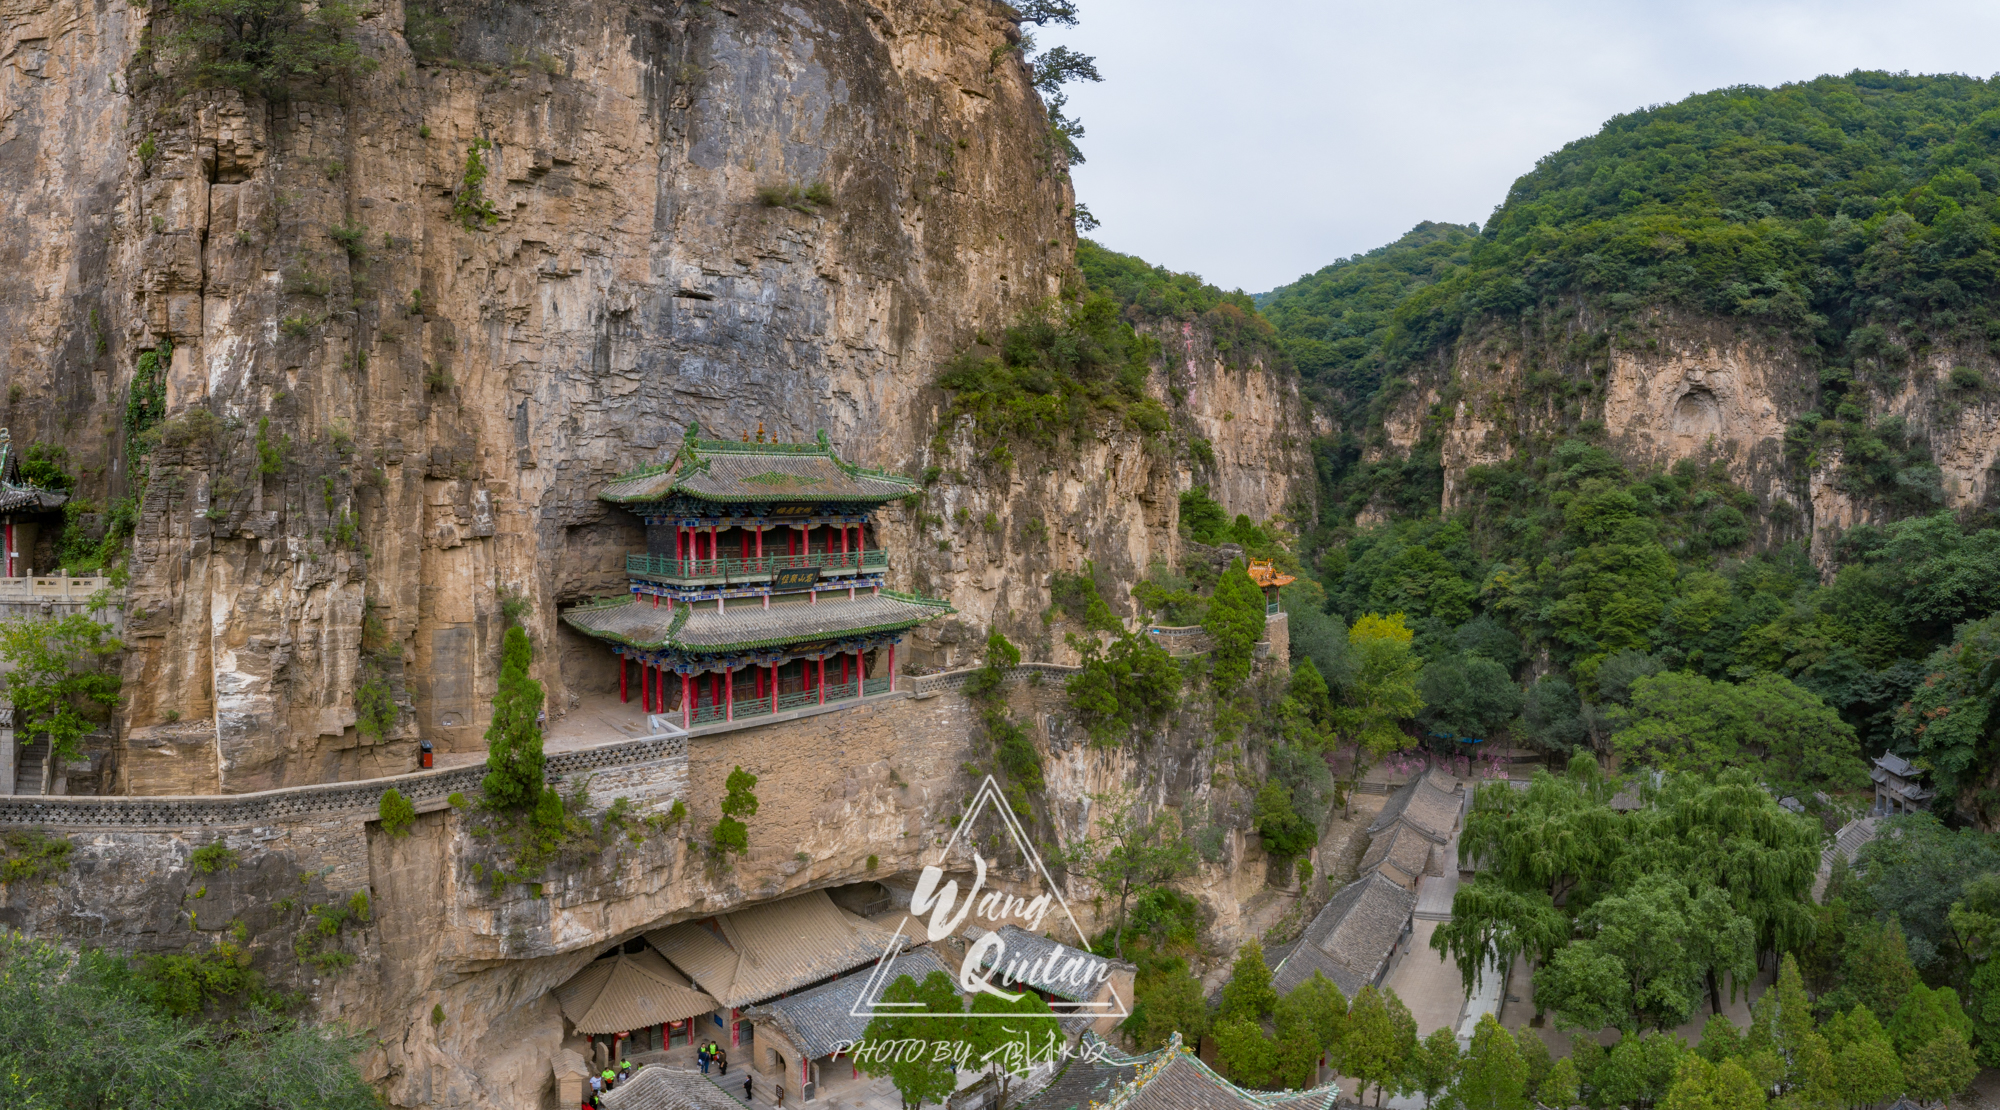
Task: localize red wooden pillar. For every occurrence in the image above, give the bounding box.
[640,664,650,712]
[817,657,826,705]
[854,650,863,693]
[755,526,764,564]
[726,666,735,721]
[888,645,896,692]
[771,664,779,713]
[682,674,691,729]
[840,522,849,567]
[620,657,628,703]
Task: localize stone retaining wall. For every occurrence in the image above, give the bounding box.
[0,732,688,828]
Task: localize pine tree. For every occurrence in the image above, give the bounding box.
[1453,1013,1528,1110]
[1696,1013,1743,1064]
[1218,939,1278,1024]
[1405,1026,1461,1109]
[1204,560,1267,694]
[1832,918,1919,1021]
[1542,1057,1581,1110]
[712,766,759,855]
[480,626,545,810]
[1126,957,1208,1050]
[1213,1016,1279,1090]
[1344,985,1414,1107]
[1902,1027,1978,1105]
[1887,983,1973,1057]
[1289,971,1348,1056]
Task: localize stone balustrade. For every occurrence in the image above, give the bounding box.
[0,730,689,828]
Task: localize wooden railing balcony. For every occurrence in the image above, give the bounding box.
[626,549,889,584]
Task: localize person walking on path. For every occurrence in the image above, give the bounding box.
[716,1047,728,1075]
[698,1045,711,1075]
[744,1076,754,1103]
[589,1072,605,1105]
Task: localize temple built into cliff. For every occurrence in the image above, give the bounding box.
[562,427,952,731]
[0,430,70,579]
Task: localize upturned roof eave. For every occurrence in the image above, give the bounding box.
[560,596,954,655]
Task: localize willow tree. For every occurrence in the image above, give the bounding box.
[1439,761,1817,1014]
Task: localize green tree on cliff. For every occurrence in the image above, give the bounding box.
[481,626,545,810]
[1205,560,1267,695]
[0,613,123,762]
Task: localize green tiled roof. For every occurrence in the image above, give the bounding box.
[562,590,953,654]
[600,427,918,506]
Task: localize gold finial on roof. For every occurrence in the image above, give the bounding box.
[756,421,766,442]
[742,430,750,442]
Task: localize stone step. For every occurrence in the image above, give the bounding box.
[15,739,49,795]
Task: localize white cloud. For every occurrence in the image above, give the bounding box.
[1045,0,2000,292]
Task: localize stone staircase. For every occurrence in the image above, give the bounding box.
[14,739,48,796]
[1814,815,1880,901]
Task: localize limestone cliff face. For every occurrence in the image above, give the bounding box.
[1368,311,2000,561]
[903,318,1313,668]
[3,0,1310,793]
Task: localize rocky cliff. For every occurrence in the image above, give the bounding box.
[1,0,1311,793]
[1367,308,2000,564]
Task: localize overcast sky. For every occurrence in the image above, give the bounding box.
[1045,0,2000,295]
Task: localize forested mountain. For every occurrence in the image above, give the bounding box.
[1239,72,2000,825]
[1256,221,1477,416]
[1266,72,2000,425]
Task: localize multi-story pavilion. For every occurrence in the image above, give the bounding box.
[562,426,952,730]
[0,430,70,578]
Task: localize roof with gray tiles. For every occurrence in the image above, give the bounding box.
[1359,824,1432,887]
[563,591,952,654]
[646,890,907,1008]
[1020,1046,1139,1110]
[1366,770,1460,844]
[599,1065,749,1110]
[1026,1034,1338,1110]
[1268,872,1416,999]
[748,947,952,1060]
[600,434,917,506]
[0,440,70,516]
[969,924,1130,1005]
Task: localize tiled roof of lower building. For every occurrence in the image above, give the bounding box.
[1366,770,1461,844]
[1269,872,1416,999]
[1020,1042,1140,1110]
[747,946,952,1060]
[1026,1034,1338,1110]
[968,924,1133,1006]
[599,1065,749,1110]
[553,950,719,1034]
[645,890,906,1008]
[1359,824,1433,887]
[563,591,952,654]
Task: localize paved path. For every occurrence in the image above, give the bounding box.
[1382,919,1467,1037]
[435,692,656,770]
